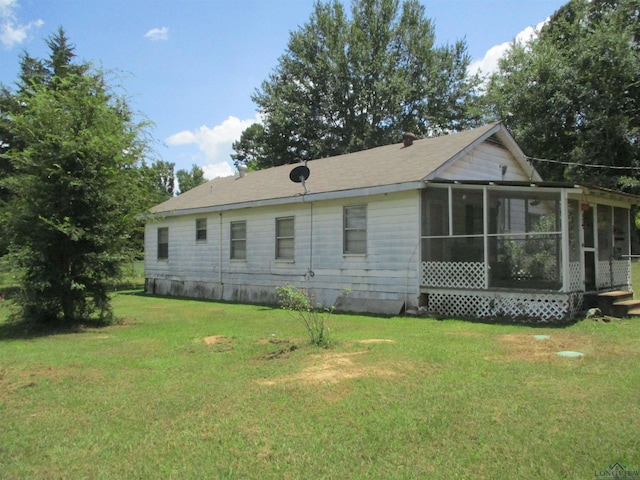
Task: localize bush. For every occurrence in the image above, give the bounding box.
[276,283,333,347]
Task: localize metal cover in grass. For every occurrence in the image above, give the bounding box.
[557,351,584,357]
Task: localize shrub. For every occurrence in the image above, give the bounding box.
[276,283,333,347]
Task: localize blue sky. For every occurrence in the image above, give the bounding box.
[1,0,567,179]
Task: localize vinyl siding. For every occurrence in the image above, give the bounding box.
[439,142,534,181]
[145,190,421,309]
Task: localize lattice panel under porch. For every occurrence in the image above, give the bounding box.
[427,291,582,322]
[597,260,631,290]
[568,262,582,292]
[421,261,485,289]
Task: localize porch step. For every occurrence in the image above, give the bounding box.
[610,299,640,318]
[595,291,640,318]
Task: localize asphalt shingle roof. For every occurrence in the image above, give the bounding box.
[151,123,500,214]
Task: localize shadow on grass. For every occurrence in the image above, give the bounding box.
[431,315,580,328]
[0,314,116,340]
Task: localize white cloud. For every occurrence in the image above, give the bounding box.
[165,130,197,145]
[166,114,261,180]
[468,20,548,77]
[202,162,235,180]
[0,0,43,49]
[144,27,169,41]
[0,0,16,16]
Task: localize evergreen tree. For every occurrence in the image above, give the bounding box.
[1,29,151,323]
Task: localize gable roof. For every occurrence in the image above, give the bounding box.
[151,122,535,215]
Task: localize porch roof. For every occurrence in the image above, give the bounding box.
[426,179,640,205]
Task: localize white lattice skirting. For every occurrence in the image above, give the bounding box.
[422,261,485,289]
[426,290,583,323]
[597,260,631,290]
[568,262,582,292]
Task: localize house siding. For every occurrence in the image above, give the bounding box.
[440,142,533,181]
[144,190,421,313]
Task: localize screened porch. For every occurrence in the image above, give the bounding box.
[419,182,632,321]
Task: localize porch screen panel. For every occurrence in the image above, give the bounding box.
[488,191,562,290]
[489,234,561,289]
[452,189,483,236]
[613,207,629,258]
[568,200,581,262]
[424,237,484,263]
[423,188,449,236]
[597,205,613,260]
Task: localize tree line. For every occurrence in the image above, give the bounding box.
[232,0,638,193]
[1,0,637,325]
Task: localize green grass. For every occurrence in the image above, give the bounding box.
[1,288,640,479]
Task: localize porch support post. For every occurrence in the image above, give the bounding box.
[560,188,570,292]
[447,186,453,236]
[483,186,489,289]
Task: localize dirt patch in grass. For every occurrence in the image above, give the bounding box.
[258,350,400,386]
[0,365,104,397]
[203,335,228,345]
[357,338,396,344]
[487,333,592,362]
[260,344,298,360]
[202,335,234,352]
[445,331,484,337]
[257,337,305,345]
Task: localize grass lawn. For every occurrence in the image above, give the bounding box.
[0,268,639,478]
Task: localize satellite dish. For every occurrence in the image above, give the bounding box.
[289,164,310,194]
[289,165,310,183]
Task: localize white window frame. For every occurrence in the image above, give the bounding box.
[343,205,367,255]
[230,220,247,260]
[275,216,295,260]
[157,227,169,260]
[196,218,207,242]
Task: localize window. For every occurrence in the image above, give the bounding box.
[196,218,207,242]
[344,205,367,254]
[157,227,169,260]
[230,221,247,260]
[275,217,294,260]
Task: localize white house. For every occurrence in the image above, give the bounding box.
[144,123,639,322]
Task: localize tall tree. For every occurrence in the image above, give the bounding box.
[1,29,151,323]
[230,123,267,170]
[140,160,175,204]
[176,164,206,194]
[485,0,640,192]
[235,0,482,169]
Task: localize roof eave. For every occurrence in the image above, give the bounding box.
[145,181,426,220]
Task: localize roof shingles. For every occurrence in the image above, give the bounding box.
[151,123,500,214]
